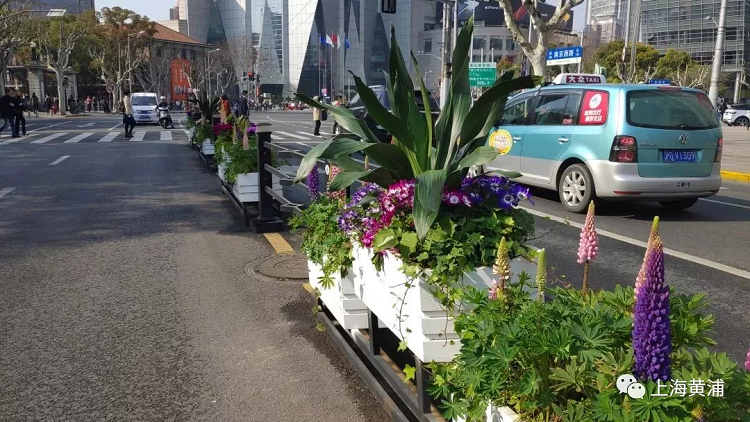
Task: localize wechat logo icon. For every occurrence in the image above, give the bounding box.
[617,374,646,399]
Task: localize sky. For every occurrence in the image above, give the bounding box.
[95,0,586,31]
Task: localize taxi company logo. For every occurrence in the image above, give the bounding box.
[679,135,688,145]
[617,374,646,399]
[588,93,602,109]
[488,127,513,155]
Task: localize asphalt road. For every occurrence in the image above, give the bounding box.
[0,113,385,421]
[262,110,750,364]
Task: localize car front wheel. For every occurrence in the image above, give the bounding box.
[659,198,698,211]
[735,116,749,127]
[558,164,595,213]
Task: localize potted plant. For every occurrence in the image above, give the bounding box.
[294,17,540,362]
[221,118,280,202]
[188,91,219,156]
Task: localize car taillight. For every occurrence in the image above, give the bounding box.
[714,137,723,162]
[609,135,638,163]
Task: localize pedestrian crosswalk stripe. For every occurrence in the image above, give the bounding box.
[31,133,67,144]
[160,131,172,141]
[0,134,37,144]
[275,130,310,140]
[296,131,318,139]
[129,131,145,142]
[271,134,285,140]
[64,132,93,143]
[98,132,118,143]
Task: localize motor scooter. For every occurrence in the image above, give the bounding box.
[158,105,173,129]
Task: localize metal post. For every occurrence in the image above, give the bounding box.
[709,0,728,107]
[414,357,432,414]
[621,0,632,65]
[368,310,380,355]
[628,0,642,80]
[252,130,285,233]
[127,35,131,91]
[734,71,742,104]
[577,32,583,73]
[439,3,450,109]
[452,1,457,51]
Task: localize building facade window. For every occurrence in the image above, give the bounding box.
[473,36,486,49]
[506,39,515,50]
[424,38,432,53]
[490,36,503,50]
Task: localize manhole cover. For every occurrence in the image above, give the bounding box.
[253,254,309,280]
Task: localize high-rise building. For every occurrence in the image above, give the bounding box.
[585,0,626,44]
[641,0,749,71]
[21,0,95,14]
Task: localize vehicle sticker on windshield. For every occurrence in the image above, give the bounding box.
[488,127,513,155]
[579,91,609,125]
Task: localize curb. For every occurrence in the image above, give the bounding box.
[721,170,750,183]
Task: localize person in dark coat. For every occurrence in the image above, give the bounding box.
[31,93,39,117]
[0,88,15,136]
[238,90,249,116]
[13,90,27,136]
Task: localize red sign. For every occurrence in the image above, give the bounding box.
[579,91,609,125]
[566,75,604,84]
[170,59,191,101]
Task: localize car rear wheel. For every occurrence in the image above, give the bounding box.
[558,164,595,213]
[735,116,749,127]
[659,198,698,211]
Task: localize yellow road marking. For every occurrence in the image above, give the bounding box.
[263,232,295,255]
[721,170,750,183]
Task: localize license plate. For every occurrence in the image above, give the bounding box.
[663,150,697,162]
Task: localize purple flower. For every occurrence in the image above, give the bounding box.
[633,236,672,382]
[247,123,258,134]
[745,346,750,372]
[307,163,320,200]
[576,202,599,264]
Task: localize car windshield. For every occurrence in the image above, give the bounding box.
[132,96,157,106]
[627,90,719,130]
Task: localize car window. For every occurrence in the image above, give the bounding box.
[532,93,568,125]
[627,90,719,130]
[132,96,157,106]
[414,93,439,111]
[501,96,533,125]
[349,94,364,108]
[562,92,582,125]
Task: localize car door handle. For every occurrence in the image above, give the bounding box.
[558,137,570,144]
[512,137,522,143]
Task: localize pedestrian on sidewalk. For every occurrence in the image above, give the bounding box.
[312,95,322,136]
[122,90,135,138]
[31,93,39,117]
[0,88,15,136]
[67,95,76,114]
[238,90,249,117]
[13,90,27,136]
[45,95,52,116]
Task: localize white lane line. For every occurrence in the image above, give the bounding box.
[0,133,38,144]
[64,132,93,143]
[97,132,119,143]
[275,131,311,140]
[297,131,322,139]
[0,187,15,199]
[28,121,68,133]
[271,135,286,140]
[720,187,729,190]
[129,131,145,142]
[160,131,172,141]
[78,122,94,128]
[31,133,66,144]
[108,122,123,131]
[699,198,750,210]
[521,206,750,281]
[49,155,70,166]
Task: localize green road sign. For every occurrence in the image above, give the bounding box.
[469,62,496,87]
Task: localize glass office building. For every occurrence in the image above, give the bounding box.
[164,0,438,97]
[641,0,750,70]
[19,0,95,14]
[586,0,626,43]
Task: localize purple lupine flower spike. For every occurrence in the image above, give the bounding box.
[306,163,320,200]
[632,236,672,382]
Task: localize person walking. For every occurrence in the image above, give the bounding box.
[238,90,249,117]
[122,90,135,138]
[31,93,39,117]
[0,88,16,136]
[13,90,27,136]
[67,95,76,114]
[45,94,52,116]
[312,95,322,136]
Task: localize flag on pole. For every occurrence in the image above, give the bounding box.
[320,34,326,45]
[332,33,338,48]
[326,34,333,46]
[345,35,350,49]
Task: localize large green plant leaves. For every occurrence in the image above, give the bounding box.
[413,170,447,239]
[295,93,380,144]
[329,167,395,191]
[293,138,372,182]
[362,143,413,179]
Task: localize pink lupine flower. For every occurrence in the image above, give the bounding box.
[577,201,598,294]
[635,216,660,297]
[745,347,750,372]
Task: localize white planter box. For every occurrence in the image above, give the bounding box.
[351,244,540,363]
[201,139,215,155]
[231,172,282,203]
[217,146,231,182]
[308,260,369,330]
[454,404,519,422]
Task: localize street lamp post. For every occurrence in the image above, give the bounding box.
[205,48,220,97]
[708,0,728,108]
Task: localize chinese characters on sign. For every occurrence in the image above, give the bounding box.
[468,62,497,87]
[566,75,603,84]
[618,374,725,400]
[578,91,609,125]
[546,46,583,66]
[648,79,672,85]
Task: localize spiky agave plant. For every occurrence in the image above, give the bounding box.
[293,17,537,239]
[188,90,220,124]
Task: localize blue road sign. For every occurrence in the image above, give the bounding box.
[546,46,583,66]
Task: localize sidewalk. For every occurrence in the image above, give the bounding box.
[722,126,750,182]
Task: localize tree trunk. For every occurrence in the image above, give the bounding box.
[56,72,67,116]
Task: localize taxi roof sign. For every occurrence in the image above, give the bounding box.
[553,74,606,85]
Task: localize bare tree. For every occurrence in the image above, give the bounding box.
[672,64,710,89]
[134,42,174,97]
[497,0,582,77]
[615,63,657,83]
[0,0,34,92]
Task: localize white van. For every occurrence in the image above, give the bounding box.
[131,92,159,124]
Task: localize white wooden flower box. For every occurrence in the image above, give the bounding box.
[351,244,540,363]
[454,404,520,422]
[308,260,369,330]
[217,146,231,182]
[201,139,215,155]
[231,173,282,203]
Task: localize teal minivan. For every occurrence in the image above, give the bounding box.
[486,75,723,213]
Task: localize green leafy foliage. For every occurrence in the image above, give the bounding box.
[188,90,219,124]
[293,17,537,239]
[192,124,213,146]
[289,196,352,289]
[428,283,750,421]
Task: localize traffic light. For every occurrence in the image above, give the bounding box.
[382,0,396,14]
[247,71,255,81]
